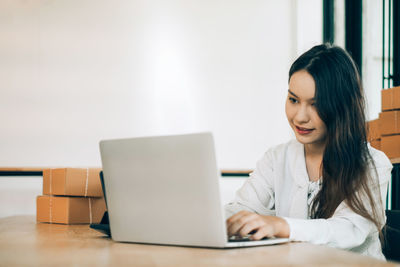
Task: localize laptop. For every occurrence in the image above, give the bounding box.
[99,132,289,248]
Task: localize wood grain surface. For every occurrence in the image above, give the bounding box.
[0,216,396,266]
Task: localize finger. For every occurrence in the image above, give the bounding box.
[250,226,274,241]
[227,212,257,235]
[227,215,253,236]
[226,210,251,233]
[226,210,251,225]
[227,213,258,236]
[238,220,263,237]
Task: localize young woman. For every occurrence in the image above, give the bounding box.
[225,44,393,260]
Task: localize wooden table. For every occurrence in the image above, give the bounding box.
[0,216,397,266]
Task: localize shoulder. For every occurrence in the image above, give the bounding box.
[261,139,303,164]
[367,144,393,183]
[368,144,392,170]
[252,139,302,182]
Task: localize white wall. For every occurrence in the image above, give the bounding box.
[0,177,42,217]
[363,0,384,121]
[293,0,323,56]
[0,0,322,170]
[0,0,323,217]
[335,0,385,121]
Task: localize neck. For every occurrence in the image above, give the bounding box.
[304,142,325,158]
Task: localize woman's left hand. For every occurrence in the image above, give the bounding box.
[226,210,290,240]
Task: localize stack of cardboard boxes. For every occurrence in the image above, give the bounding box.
[36,168,106,224]
[380,86,400,159]
[368,86,400,159]
[368,118,381,150]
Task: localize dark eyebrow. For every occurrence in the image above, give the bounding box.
[288,90,298,98]
[288,89,316,101]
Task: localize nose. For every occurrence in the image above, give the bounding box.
[294,104,310,125]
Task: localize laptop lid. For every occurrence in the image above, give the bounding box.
[99,132,227,247]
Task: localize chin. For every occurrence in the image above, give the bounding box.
[294,134,316,145]
[295,133,327,148]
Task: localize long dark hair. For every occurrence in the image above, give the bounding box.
[289,44,384,230]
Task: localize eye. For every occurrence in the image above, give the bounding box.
[288,97,298,104]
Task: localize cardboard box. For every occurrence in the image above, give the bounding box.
[370,139,381,150]
[379,111,400,136]
[381,135,400,159]
[36,195,106,224]
[367,119,381,141]
[43,168,102,197]
[382,86,400,111]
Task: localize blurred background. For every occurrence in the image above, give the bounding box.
[0,0,398,217]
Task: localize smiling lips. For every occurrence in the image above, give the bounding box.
[295,126,314,135]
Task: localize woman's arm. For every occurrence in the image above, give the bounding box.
[226,155,392,248]
[225,150,276,219]
[284,203,375,249]
[284,162,392,249]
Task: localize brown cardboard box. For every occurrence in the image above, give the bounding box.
[370,139,381,150]
[379,111,400,136]
[367,119,381,141]
[36,195,106,224]
[381,135,400,159]
[43,168,102,197]
[382,86,400,111]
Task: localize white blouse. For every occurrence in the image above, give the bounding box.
[307,180,321,218]
[225,139,393,260]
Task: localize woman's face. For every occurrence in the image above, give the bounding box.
[285,70,327,147]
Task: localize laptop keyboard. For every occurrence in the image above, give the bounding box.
[228,235,269,242]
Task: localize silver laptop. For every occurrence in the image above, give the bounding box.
[99,132,289,248]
